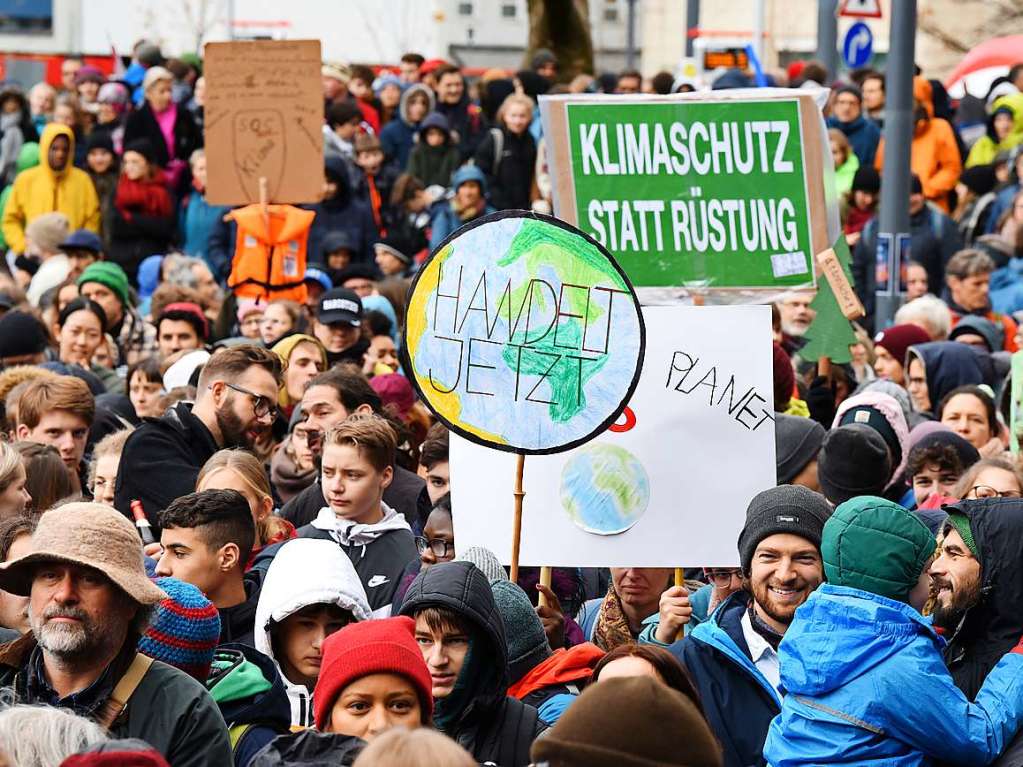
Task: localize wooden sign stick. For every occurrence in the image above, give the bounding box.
[510,453,526,583]
[674,568,685,640]
[538,566,552,608]
[259,176,270,235]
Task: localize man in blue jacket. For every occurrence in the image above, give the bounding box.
[670,485,829,767]
[764,496,1023,767]
[827,85,881,166]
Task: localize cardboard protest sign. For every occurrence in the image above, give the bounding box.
[540,91,830,291]
[204,39,324,206]
[402,211,645,455]
[451,305,776,567]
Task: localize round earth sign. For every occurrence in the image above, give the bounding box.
[402,211,645,454]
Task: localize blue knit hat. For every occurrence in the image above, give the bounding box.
[138,577,221,682]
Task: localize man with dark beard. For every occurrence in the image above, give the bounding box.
[670,485,829,767]
[929,500,1023,699]
[114,344,283,531]
[0,502,230,766]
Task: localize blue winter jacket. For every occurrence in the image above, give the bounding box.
[764,584,1023,767]
[671,591,781,767]
[428,165,496,250]
[827,114,881,167]
[179,192,231,282]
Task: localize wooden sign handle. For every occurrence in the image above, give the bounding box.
[818,356,831,380]
[538,566,552,608]
[674,568,685,641]
[510,453,525,583]
[259,176,269,233]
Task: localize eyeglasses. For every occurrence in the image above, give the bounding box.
[705,568,743,587]
[967,485,1022,499]
[415,536,454,558]
[219,382,278,420]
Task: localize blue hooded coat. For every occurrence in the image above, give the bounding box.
[428,165,496,250]
[905,341,988,416]
[764,584,1023,766]
[671,590,781,767]
[827,114,882,167]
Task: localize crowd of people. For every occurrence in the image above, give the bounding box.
[0,33,1020,767]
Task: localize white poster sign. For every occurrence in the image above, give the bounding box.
[451,305,777,568]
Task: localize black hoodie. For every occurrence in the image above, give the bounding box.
[941,498,1023,699]
[399,561,544,767]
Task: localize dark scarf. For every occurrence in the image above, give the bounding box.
[747,603,785,651]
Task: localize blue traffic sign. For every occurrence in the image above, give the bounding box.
[842,22,873,69]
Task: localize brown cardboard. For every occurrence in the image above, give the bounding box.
[816,247,865,320]
[204,39,324,206]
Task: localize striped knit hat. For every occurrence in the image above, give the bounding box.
[138,577,221,682]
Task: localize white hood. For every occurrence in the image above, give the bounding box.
[310,501,411,546]
[253,538,372,727]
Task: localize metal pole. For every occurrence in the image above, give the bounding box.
[626,0,637,70]
[685,0,700,58]
[816,0,839,81]
[874,0,916,330]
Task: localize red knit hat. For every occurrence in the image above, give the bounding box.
[313,616,434,730]
[873,323,931,368]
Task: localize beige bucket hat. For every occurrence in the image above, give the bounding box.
[0,502,166,605]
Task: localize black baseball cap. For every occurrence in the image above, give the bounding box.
[317,287,362,326]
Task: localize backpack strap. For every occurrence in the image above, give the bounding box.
[229,723,256,752]
[95,653,154,730]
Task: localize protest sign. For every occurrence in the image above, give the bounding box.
[402,210,645,455]
[204,39,323,205]
[539,91,830,291]
[451,305,776,568]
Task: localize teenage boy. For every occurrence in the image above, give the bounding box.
[297,413,417,615]
[280,366,425,528]
[253,537,372,727]
[156,301,208,360]
[155,489,260,645]
[15,374,94,495]
[313,287,368,367]
[419,423,450,506]
[400,560,544,764]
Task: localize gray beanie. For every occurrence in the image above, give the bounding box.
[738,485,831,573]
[454,546,508,583]
[490,579,551,685]
[775,415,825,484]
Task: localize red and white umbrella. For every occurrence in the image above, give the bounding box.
[944,35,1023,99]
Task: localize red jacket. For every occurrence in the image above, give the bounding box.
[508,643,605,700]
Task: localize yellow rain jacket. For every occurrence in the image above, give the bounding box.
[1,123,100,254]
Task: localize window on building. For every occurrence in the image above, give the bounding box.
[501,3,516,17]
[458,2,473,15]
[603,7,619,22]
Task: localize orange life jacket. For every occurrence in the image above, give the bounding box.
[227,204,316,303]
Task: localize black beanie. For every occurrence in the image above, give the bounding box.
[851,166,880,194]
[817,423,892,506]
[959,164,998,197]
[0,311,49,359]
[738,485,832,574]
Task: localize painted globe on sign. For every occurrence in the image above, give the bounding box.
[560,442,650,535]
